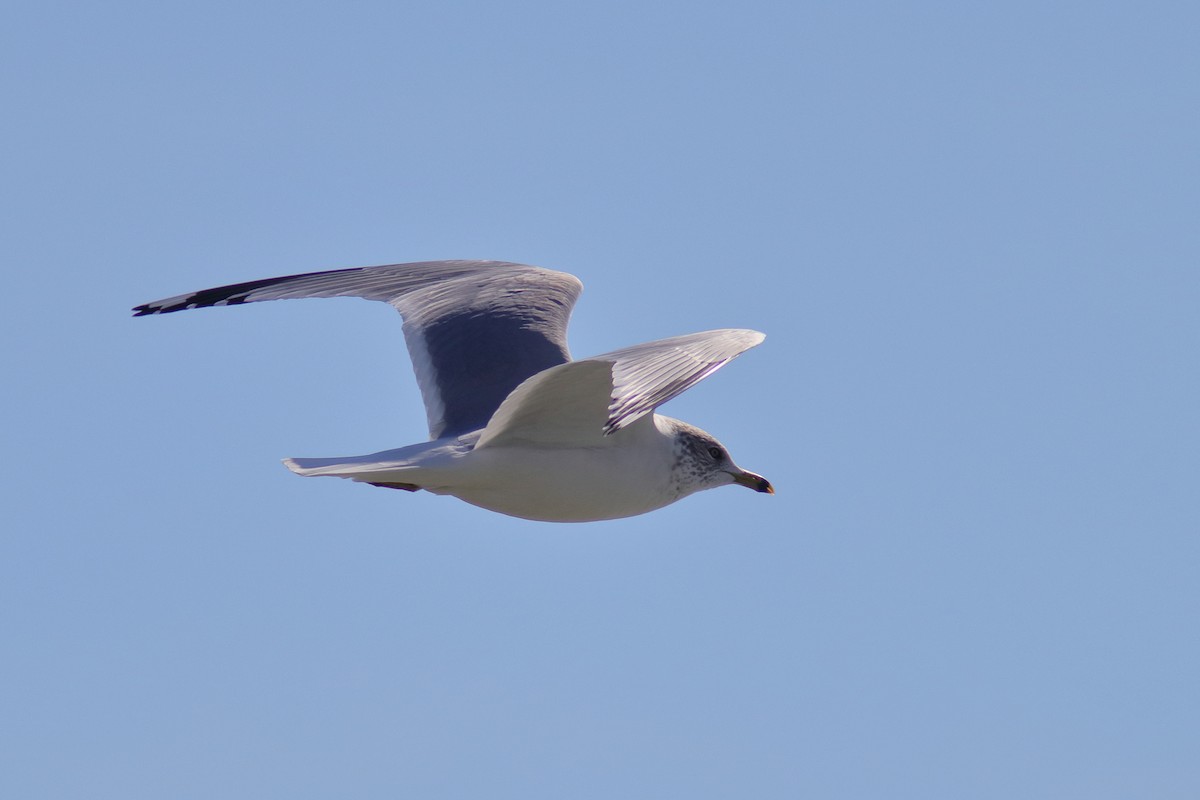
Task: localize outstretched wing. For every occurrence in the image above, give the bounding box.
[597,328,765,433]
[134,260,583,439]
[476,329,765,448]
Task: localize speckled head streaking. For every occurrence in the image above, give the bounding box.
[664,417,774,500]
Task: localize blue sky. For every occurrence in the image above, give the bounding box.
[3,1,1198,797]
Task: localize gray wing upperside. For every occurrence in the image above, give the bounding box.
[595,329,766,434]
[134,260,584,439]
[475,329,766,448]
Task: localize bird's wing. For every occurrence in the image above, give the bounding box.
[474,360,617,448]
[597,328,766,433]
[134,260,583,439]
[475,329,765,448]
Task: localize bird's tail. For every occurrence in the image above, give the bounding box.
[283,439,466,492]
[284,454,418,481]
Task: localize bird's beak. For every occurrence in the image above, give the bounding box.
[731,469,774,494]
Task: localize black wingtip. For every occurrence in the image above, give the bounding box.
[132,266,368,319]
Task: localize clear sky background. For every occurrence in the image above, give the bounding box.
[3,1,1198,797]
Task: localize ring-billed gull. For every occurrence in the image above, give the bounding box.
[134,260,772,522]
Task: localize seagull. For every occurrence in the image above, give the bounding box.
[134,260,772,522]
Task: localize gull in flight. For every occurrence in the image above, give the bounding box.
[134,261,772,522]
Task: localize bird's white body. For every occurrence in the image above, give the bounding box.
[287,414,690,522]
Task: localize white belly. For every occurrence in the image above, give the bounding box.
[443,437,679,522]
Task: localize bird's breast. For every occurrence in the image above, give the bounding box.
[447,434,679,522]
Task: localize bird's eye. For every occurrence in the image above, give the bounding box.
[708,446,724,460]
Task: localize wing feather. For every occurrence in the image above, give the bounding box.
[134,260,583,439]
[474,328,765,447]
[599,329,765,433]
